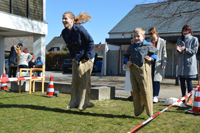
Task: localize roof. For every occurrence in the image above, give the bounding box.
[94,44,105,51]
[46,37,65,51]
[109,1,200,35]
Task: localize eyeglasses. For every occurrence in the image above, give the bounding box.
[148,33,153,35]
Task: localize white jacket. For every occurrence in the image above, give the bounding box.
[148,37,167,81]
[18,52,32,66]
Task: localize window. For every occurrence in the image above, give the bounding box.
[54,48,57,51]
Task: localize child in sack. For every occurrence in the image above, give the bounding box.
[123,27,158,117]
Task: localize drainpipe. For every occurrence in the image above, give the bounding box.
[103,42,108,76]
[118,48,121,75]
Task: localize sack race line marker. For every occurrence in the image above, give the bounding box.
[128,86,198,133]
[0,76,51,83]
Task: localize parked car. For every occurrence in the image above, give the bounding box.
[61,59,72,73]
[92,60,102,72]
[92,64,98,72]
[95,60,102,71]
[5,59,9,74]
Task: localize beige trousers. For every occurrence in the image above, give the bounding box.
[129,60,153,117]
[67,60,94,111]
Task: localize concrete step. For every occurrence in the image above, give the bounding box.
[10,81,115,101]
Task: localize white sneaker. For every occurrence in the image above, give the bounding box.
[180,102,187,108]
[153,96,158,103]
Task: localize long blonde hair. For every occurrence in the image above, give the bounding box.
[63,10,91,25]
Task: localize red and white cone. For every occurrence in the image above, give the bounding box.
[1,73,8,91]
[186,84,200,115]
[43,76,54,98]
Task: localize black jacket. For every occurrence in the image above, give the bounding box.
[8,46,18,65]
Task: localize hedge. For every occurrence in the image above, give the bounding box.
[5,51,102,71]
[45,51,70,71]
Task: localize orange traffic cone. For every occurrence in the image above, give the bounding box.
[186,84,200,115]
[43,76,54,97]
[1,73,8,91]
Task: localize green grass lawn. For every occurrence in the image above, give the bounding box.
[0,91,199,133]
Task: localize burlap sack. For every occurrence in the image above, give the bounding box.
[67,59,94,111]
[129,60,153,117]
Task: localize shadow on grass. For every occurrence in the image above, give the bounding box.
[176,106,191,110]
[0,103,146,120]
[114,97,128,101]
[155,104,191,115]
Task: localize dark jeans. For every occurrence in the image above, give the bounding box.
[151,63,160,96]
[9,63,17,77]
[179,76,193,96]
[19,65,29,72]
[19,65,28,69]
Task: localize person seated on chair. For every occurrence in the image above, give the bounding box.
[29,54,36,68]
[34,56,43,77]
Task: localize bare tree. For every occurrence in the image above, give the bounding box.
[140,0,200,28]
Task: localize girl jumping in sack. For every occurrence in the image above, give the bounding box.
[61,11,95,111]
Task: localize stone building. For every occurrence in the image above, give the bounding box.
[0,0,47,75]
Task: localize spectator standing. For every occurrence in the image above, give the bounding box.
[124,37,134,101]
[18,48,32,69]
[8,43,23,77]
[175,25,199,106]
[148,27,167,103]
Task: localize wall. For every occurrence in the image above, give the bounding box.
[107,51,119,75]
[5,36,33,53]
[0,0,43,21]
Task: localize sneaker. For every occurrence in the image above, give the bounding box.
[180,102,188,108]
[153,96,158,103]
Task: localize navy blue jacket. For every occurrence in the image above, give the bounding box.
[61,24,95,64]
[8,46,18,65]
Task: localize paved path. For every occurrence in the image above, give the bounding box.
[45,71,199,100]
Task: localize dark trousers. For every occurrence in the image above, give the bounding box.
[151,63,160,96]
[153,82,160,96]
[19,65,28,69]
[179,76,193,96]
[19,65,29,72]
[9,63,17,77]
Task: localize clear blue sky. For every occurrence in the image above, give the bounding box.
[45,0,157,45]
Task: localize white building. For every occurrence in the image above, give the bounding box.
[0,0,48,75]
